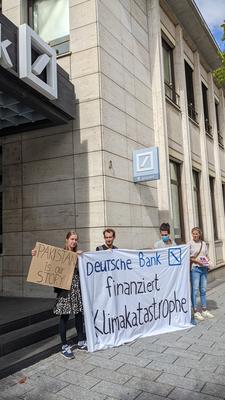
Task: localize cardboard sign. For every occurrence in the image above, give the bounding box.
[27,242,77,290]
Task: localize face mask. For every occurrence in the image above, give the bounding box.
[162,235,169,242]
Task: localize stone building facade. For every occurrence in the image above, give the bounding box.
[0,0,225,298]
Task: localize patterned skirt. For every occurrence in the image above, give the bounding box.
[53,271,83,315]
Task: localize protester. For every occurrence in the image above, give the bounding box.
[96,228,118,251]
[154,223,196,325]
[189,227,214,321]
[154,222,176,248]
[32,231,86,359]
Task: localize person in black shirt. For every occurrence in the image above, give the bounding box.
[96,228,118,251]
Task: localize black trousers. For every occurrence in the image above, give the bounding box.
[59,312,86,346]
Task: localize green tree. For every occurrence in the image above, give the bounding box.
[213,22,225,86]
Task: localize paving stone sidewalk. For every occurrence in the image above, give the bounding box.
[1,278,225,400]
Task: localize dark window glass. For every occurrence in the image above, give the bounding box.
[170,160,185,243]
[0,146,2,253]
[192,170,202,231]
[215,102,223,147]
[222,184,225,215]
[202,83,212,136]
[209,176,218,240]
[162,39,179,106]
[185,61,198,122]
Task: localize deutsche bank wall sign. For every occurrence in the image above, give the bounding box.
[0,23,57,100]
[133,147,160,182]
[19,25,57,100]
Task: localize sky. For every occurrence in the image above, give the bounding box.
[194,0,225,51]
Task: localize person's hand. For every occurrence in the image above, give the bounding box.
[31,248,37,256]
[76,250,83,255]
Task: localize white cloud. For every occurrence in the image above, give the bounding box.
[194,0,225,29]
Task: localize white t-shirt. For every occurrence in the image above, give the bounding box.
[188,240,208,267]
[154,239,176,249]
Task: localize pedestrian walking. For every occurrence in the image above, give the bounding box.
[189,227,214,321]
[32,231,86,360]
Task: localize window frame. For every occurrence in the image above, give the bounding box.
[209,176,218,240]
[202,83,212,138]
[215,102,223,148]
[192,169,202,231]
[184,61,198,123]
[222,183,225,217]
[27,0,70,56]
[0,146,2,254]
[162,38,180,107]
[169,160,185,244]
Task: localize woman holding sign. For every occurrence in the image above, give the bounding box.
[189,227,214,321]
[32,231,86,359]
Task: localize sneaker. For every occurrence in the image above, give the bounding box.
[77,340,88,351]
[202,310,214,319]
[194,312,204,321]
[61,345,75,359]
[191,318,197,325]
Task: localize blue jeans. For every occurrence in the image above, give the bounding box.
[191,266,208,310]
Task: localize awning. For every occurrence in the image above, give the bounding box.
[0,13,75,136]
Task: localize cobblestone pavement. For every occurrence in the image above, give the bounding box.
[1,278,225,400]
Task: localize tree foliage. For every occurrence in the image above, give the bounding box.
[213,22,225,86]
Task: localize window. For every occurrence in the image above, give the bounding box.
[222,184,225,216]
[215,102,223,147]
[28,0,70,55]
[0,146,2,253]
[192,170,202,229]
[185,61,198,122]
[162,39,180,107]
[170,160,185,243]
[202,83,212,137]
[209,176,218,240]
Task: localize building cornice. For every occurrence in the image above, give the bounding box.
[161,0,221,72]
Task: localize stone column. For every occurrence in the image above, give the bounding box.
[208,75,225,258]
[174,25,195,238]
[147,0,172,225]
[193,51,216,261]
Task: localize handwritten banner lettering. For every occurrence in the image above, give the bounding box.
[79,245,192,352]
[27,242,77,290]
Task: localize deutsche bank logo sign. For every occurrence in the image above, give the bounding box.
[0,23,57,100]
[19,25,57,100]
[133,147,160,182]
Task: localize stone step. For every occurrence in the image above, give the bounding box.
[0,309,54,335]
[0,316,66,357]
[0,327,75,379]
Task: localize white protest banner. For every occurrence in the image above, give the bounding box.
[79,245,192,352]
[27,242,77,290]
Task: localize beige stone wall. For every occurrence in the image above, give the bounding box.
[1,0,225,297]
[2,124,78,297]
[2,0,21,25]
[98,0,158,249]
[1,0,158,297]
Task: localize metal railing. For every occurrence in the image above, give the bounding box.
[187,103,198,123]
[164,82,180,107]
[205,118,213,138]
[218,131,224,147]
